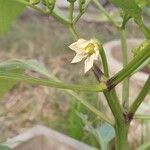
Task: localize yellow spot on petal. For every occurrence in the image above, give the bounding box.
[85,43,95,56]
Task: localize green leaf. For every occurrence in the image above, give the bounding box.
[98,123,115,144]
[8,59,51,77]
[68,104,83,139]
[0,72,103,92]
[110,0,142,21]
[0,59,44,98]
[0,60,25,99]
[77,112,115,150]
[0,0,25,34]
[0,145,11,150]
[0,59,105,92]
[89,123,115,150]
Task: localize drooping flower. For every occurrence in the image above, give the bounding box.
[69,38,100,73]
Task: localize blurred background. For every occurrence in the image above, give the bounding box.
[0,0,149,148]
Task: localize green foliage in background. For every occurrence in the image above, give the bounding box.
[0,0,25,34]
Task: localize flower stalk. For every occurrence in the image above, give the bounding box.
[119,28,129,110]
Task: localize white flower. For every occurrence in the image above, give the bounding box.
[69,38,100,73]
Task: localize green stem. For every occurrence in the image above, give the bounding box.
[119,29,129,110]
[68,91,114,125]
[115,123,129,150]
[68,1,79,40]
[134,115,150,120]
[99,46,109,78]
[44,72,114,125]
[0,73,107,92]
[15,0,70,26]
[98,45,123,123]
[15,0,46,13]
[138,21,150,40]
[108,40,150,88]
[73,0,91,24]
[69,2,74,21]
[129,76,150,115]
[69,25,79,40]
[51,11,71,26]
[104,91,123,123]
[92,0,119,29]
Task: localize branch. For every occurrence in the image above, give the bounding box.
[107,41,150,89]
[0,73,107,92]
[129,76,150,115]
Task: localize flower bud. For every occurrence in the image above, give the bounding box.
[42,0,56,13]
[79,0,85,12]
[67,0,77,3]
[30,0,40,5]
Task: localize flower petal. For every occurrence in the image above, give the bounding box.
[71,53,87,63]
[84,56,95,73]
[69,39,87,52]
[92,51,99,60]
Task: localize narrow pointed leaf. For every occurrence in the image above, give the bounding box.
[0,72,104,92]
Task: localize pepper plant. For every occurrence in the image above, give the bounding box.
[0,0,150,150]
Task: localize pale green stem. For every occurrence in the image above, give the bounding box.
[99,46,109,78]
[67,91,114,125]
[69,2,74,21]
[136,141,150,150]
[92,0,119,29]
[68,1,79,40]
[129,76,150,115]
[73,0,92,24]
[46,74,114,125]
[14,0,70,26]
[120,29,129,110]
[69,25,79,40]
[134,115,150,120]
[51,11,71,26]
[0,73,107,92]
